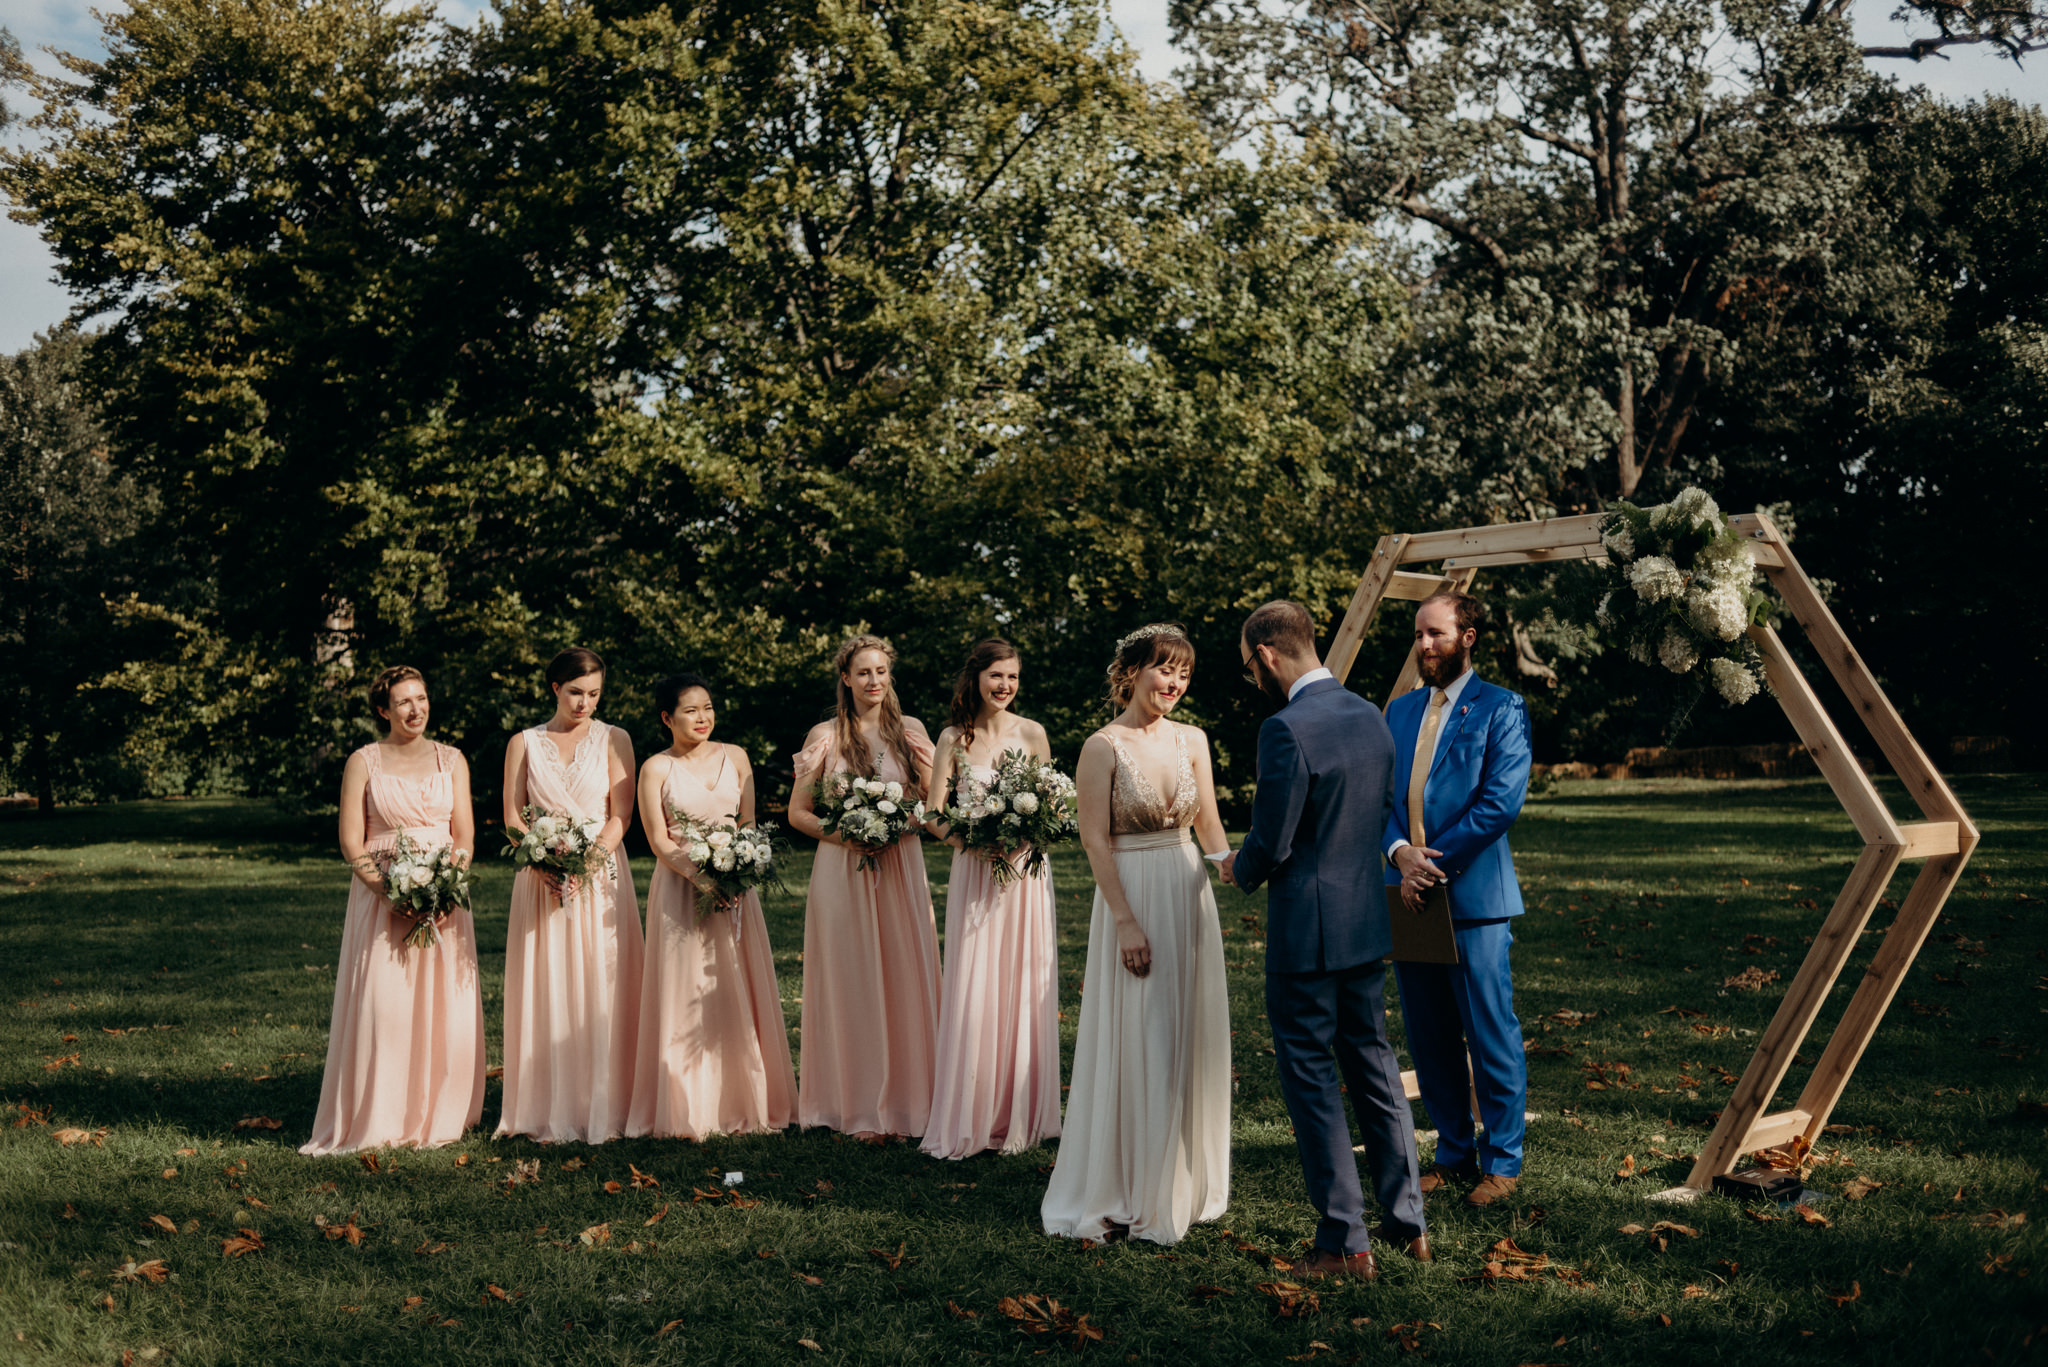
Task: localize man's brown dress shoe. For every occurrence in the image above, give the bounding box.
[1463,1172,1520,1207]
[1296,1247,1379,1281]
[1418,1161,1478,1194]
[1369,1224,1434,1262]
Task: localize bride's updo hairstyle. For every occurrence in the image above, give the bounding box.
[368,665,426,732]
[948,638,1020,746]
[831,633,923,801]
[1107,623,1196,711]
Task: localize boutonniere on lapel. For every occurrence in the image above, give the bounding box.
[1459,706,1470,716]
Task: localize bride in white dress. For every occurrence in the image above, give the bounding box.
[1041,624,1233,1246]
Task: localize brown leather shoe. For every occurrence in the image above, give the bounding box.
[1463,1172,1521,1207]
[1418,1162,1478,1194]
[1369,1225,1434,1262]
[1296,1247,1379,1282]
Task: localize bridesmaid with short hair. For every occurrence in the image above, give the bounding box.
[786,634,941,1141]
[302,666,485,1154]
[627,672,797,1139]
[922,639,1062,1158]
[496,647,645,1144]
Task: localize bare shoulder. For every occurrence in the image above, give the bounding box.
[607,724,636,758]
[444,745,471,776]
[902,714,931,740]
[724,742,753,772]
[1018,718,1050,746]
[803,720,835,746]
[340,748,371,781]
[932,724,961,751]
[1173,719,1212,748]
[503,730,528,760]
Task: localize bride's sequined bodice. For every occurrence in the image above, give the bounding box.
[1107,727,1197,835]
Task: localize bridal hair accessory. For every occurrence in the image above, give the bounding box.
[1111,622,1185,657]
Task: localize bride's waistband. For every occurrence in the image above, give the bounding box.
[1111,828,1192,853]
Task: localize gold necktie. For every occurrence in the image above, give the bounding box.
[1407,688,1449,847]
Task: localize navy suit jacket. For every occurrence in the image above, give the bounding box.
[1382,676,1531,922]
[1232,677,1399,974]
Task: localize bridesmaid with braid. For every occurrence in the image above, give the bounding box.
[786,634,941,1141]
[497,647,645,1144]
[303,666,485,1154]
[921,639,1062,1159]
[627,672,797,1139]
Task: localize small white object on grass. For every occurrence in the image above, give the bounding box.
[1649,1184,1705,1204]
[723,1171,744,1187]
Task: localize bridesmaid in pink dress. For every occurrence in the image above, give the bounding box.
[787,633,941,1141]
[496,647,645,1144]
[627,672,797,1138]
[303,666,485,1154]
[921,639,1062,1159]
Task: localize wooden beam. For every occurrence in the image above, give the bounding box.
[1895,822,1961,860]
[1441,545,1608,570]
[1397,515,1606,564]
[1742,1109,1816,1155]
[1327,534,1409,686]
[1683,840,1903,1189]
[1791,849,1973,1136]
[1386,570,1458,601]
[1750,625,1902,848]
[1734,512,1973,833]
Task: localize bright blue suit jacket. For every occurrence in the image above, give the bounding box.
[1382,676,1531,922]
[1232,677,1399,974]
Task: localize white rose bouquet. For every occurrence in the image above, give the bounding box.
[942,749,1079,886]
[671,813,789,912]
[813,772,927,874]
[1591,486,1772,708]
[501,803,613,907]
[378,831,473,948]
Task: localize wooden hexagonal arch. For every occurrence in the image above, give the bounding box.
[1326,510,1980,1191]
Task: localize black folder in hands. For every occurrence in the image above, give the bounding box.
[1386,883,1459,964]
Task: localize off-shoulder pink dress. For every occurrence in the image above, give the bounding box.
[921,759,1062,1159]
[302,742,485,1154]
[626,751,797,1139]
[496,720,645,1144]
[794,719,941,1137]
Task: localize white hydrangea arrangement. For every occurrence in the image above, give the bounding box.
[671,814,788,911]
[1594,486,1771,706]
[814,772,929,873]
[942,748,1080,886]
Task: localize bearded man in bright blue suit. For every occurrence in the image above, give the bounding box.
[1386,591,1532,1207]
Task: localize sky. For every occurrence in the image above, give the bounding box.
[2,0,2042,354]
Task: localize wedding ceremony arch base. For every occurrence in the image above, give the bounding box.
[1325,510,1980,1193]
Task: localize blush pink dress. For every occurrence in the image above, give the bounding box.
[626,751,798,1139]
[496,720,645,1144]
[794,719,941,1137]
[921,759,1062,1159]
[302,742,485,1154]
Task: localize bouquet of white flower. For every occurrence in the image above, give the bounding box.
[501,804,613,907]
[379,831,473,948]
[813,772,927,874]
[672,814,789,912]
[1592,486,1771,707]
[943,749,1079,886]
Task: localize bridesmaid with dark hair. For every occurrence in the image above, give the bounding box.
[497,647,645,1144]
[921,639,1062,1159]
[303,666,485,1154]
[627,672,797,1139]
[786,633,940,1141]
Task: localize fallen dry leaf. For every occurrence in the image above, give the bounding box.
[997,1293,1106,1348]
[561,1157,587,1172]
[145,1215,177,1235]
[315,1212,369,1247]
[454,1153,469,1167]
[1682,1284,1709,1299]
[643,1203,670,1227]
[797,1338,823,1352]
[794,1273,824,1287]
[109,1259,170,1285]
[1615,1155,1638,1180]
[483,1283,510,1302]
[657,1319,685,1337]
[357,1153,382,1175]
[414,1241,450,1257]
[629,1163,659,1189]
[946,1299,978,1318]
[1842,1175,1884,1200]
[1387,1321,1441,1353]
[1744,1207,1779,1223]
[579,1222,611,1247]
[233,1116,283,1131]
[1827,1281,1861,1308]
[1255,1280,1321,1318]
[1791,1204,1833,1228]
[161,1169,178,1180]
[401,1295,425,1311]
[220,1228,266,1258]
[603,1181,623,1194]
[53,1127,107,1148]
[868,1243,912,1272]
[175,1147,196,1157]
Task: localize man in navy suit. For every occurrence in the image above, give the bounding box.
[1386,590,1532,1207]
[1222,600,1429,1280]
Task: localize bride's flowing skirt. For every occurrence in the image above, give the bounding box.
[1041,830,1230,1245]
[921,848,1061,1159]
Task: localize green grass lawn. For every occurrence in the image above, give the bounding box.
[0,776,2042,1366]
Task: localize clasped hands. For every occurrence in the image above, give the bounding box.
[1393,843,1447,912]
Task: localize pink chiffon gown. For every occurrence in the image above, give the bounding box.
[626,753,798,1138]
[921,760,1062,1159]
[302,742,485,1154]
[496,720,645,1143]
[795,720,942,1137]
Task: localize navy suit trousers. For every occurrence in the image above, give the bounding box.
[1265,961,1427,1254]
